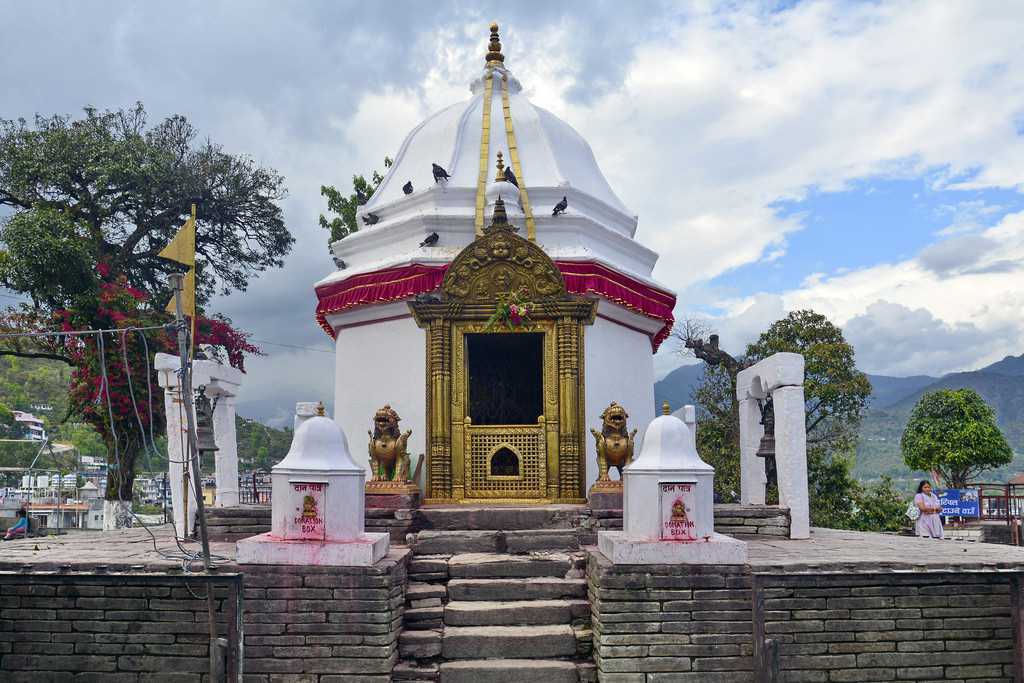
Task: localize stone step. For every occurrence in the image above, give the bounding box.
[448,552,573,579]
[448,578,587,602]
[412,528,582,555]
[404,606,444,629]
[442,624,577,659]
[444,599,589,626]
[399,628,442,659]
[416,505,583,531]
[407,581,447,602]
[440,658,579,683]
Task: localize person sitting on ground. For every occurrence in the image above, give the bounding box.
[914,481,944,539]
[3,508,28,540]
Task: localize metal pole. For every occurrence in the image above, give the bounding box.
[56,471,61,537]
[168,272,218,681]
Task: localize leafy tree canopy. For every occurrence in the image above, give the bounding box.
[0,103,292,308]
[319,157,392,244]
[901,388,1013,488]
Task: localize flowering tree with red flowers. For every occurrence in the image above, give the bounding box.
[0,104,290,511]
[0,263,260,503]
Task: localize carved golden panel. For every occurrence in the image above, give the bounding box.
[465,425,546,498]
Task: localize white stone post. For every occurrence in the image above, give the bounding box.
[156,353,245,536]
[774,384,810,539]
[209,391,239,507]
[156,354,198,538]
[738,396,767,505]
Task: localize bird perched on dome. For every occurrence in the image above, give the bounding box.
[362,212,380,226]
[355,188,368,205]
[419,232,439,248]
[503,165,518,188]
[432,163,451,183]
[552,196,568,216]
[402,181,413,195]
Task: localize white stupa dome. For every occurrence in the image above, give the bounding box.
[364,62,631,219]
[273,414,361,473]
[627,414,712,473]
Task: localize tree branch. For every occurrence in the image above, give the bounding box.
[0,349,74,365]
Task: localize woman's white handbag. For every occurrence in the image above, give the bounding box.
[905,501,920,521]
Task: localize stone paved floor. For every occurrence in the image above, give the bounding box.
[3,524,1024,572]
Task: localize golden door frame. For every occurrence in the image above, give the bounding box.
[409,200,594,504]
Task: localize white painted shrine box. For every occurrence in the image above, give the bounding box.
[599,411,747,565]
[237,415,389,566]
[623,414,714,541]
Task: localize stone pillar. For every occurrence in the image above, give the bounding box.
[155,358,198,538]
[773,384,810,539]
[739,396,767,505]
[209,392,239,507]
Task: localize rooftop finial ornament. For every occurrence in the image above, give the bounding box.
[486,22,505,66]
[495,151,506,181]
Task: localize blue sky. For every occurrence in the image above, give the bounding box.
[2,1,1023,422]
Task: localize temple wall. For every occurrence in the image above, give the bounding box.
[584,313,656,493]
[332,310,427,487]
[588,551,1019,682]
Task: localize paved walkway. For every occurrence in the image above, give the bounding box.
[3,524,1024,573]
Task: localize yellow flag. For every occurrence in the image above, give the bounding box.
[161,205,196,318]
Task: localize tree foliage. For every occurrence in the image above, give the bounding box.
[682,310,874,528]
[0,104,287,502]
[901,388,1013,487]
[848,476,908,533]
[319,157,392,243]
[0,103,292,307]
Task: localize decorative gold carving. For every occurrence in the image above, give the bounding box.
[589,402,637,493]
[443,198,565,304]
[485,22,505,66]
[366,405,419,494]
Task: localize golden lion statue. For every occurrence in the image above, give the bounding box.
[368,405,413,483]
[590,402,637,482]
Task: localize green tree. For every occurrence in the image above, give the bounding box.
[319,157,392,243]
[849,476,908,533]
[901,388,1013,488]
[0,104,288,504]
[681,310,873,527]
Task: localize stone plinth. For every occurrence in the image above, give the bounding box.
[598,530,747,565]
[236,532,388,566]
[587,485,622,511]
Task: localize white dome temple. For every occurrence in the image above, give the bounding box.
[314,24,675,502]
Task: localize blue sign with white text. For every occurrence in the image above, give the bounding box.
[934,488,980,517]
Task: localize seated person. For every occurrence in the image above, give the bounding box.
[4,508,28,540]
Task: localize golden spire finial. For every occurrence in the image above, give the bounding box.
[662,400,671,416]
[495,151,505,181]
[316,401,325,417]
[485,22,505,66]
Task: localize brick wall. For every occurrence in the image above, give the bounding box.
[237,549,409,682]
[589,551,1021,682]
[758,572,1015,682]
[0,571,242,682]
[588,551,755,681]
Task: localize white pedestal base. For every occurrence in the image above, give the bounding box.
[598,531,747,565]
[236,532,389,567]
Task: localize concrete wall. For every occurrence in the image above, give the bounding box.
[588,551,1020,682]
[584,309,656,494]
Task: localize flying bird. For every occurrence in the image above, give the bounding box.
[432,163,451,183]
[402,181,414,195]
[552,196,568,216]
[419,232,439,248]
[503,165,518,188]
[362,213,380,226]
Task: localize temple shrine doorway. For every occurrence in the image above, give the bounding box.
[410,199,594,504]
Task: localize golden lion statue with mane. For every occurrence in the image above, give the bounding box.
[590,402,637,483]
[368,405,412,483]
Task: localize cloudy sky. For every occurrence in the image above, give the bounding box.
[3,1,1023,423]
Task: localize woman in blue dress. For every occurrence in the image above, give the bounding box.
[3,508,28,540]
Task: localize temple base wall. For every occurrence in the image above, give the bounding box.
[588,550,1018,682]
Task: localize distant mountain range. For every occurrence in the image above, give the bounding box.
[654,354,1024,484]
